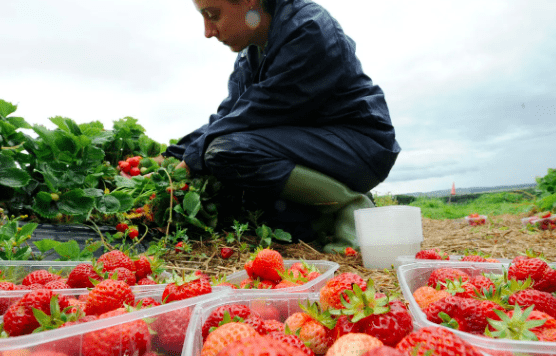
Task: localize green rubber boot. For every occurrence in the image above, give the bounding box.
[280,165,375,253]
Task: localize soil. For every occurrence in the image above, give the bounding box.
[161,213,556,298]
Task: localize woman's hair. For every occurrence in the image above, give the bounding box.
[227,0,274,15]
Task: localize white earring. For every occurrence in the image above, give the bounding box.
[245,8,261,29]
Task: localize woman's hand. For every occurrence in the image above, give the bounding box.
[176,160,190,174]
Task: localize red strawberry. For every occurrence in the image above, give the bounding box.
[22,270,60,286]
[175,241,184,253]
[319,272,366,310]
[162,271,212,303]
[427,267,470,288]
[201,322,259,356]
[344,247,358,256]
[127,156,141,167]
[82,308,151,356]
[119,161,131,173]
[415,248,449,260]
[284,301,335,355]
[67,263,102,288]
[361,346,408,356]
[115,222,128,233]
[396,326,483,355]
[137,277,157,285]
[97,250,135,272]
[133,255,153,281]
[135,297,161,309]
[151,306,192,354]
[252,248,285,282]
[202,304,255,341]
[3,289,70,336]
[508,289,556,318]
[264,319,285,334]
[216,335,309,356]
[268,331,315,356]
[508,257,549,283]
[244,314,267,335]
[468,274,496,296]
[44,280,71,290]
[85,279,135,315]
[108,267,136,286]
[533,265,556,293]
[289,262,309,276]
[331,314,362,340]
[128,228,139,238]
[244,259,256,279]
[461,255,487,262]
[221,247,234,259]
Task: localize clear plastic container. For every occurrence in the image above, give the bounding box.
[397,261,556,355]
[522,215,556,230]
[223,259,339,293]
[395,255,513,268]
[465,215,487,226]
[182,291,321,356]
[0,285,232,355]
[0,260,171,315]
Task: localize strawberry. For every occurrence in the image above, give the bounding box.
[220,247,234,259]
[468,274,496,296]
[306,271,321,281]
[44,279,71,290]
[345,247,357,256]
[180,182,189,191]
[252,248,285,282]
[326,332,383,356]
[533,265,556,293]
[162,271,212,303]
[461,255,487,262]
[135,297,161,309]
[202,304,255,340]
[216,335,309,356]
[331,314,362,340]
[284,301,335,355]
[264,319,285,333]
[412,285,451,309]
[319,272,366,310]
[3,289,70,336]
[0,281,18,314]
[244,314,267,335]
[133,255,153,281]
[200,322,259,356]
[396,326,483,356]
[97,250,135,273]
[268,331,315,356]
[137,277,157,285]
[22,269,61,286]
[108,267,136,286]
[175,241,184,253]
[427,267,470,288]
[151,306,192,354]
[119,161,131,173]
[115,222,128,233]
[244,259,256,279]
[250,300,281,320]
[85,279,135,315]
[508,288,556,318]
[66,263,102,288]
[128,228,139,238]
[361,346,409,356]
[82,308,151,356]
[508,257,549,283]
[127,156,141,167]
[331,280,413,346]
[289,261,309,276]
[415,248,449,260]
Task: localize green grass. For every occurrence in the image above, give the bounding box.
[375,191,536,220]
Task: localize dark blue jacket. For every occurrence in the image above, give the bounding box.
[165,0,400,182]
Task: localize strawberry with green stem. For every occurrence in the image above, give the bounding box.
[485,305,547,341]
[85,274,135,316]
[330,279,413,347]
[162,270,212,303]
[284,300,335,355]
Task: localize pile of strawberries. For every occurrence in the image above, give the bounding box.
[412,255,556,345]
[523,211,556,230]
[466,213,486,226]
[200,269,485,356]
[0,253,215,355]
[0,250,167,315]
[117,155,151,177]
[415,248,502,263]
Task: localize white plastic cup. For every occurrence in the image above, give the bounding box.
[354,206,424,269]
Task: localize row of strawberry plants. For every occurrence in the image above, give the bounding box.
[1,99,292,260]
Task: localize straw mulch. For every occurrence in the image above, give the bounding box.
[162,213,556,297]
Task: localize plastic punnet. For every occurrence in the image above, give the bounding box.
[397,261,556,355]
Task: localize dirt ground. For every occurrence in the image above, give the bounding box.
[162,213,556,297]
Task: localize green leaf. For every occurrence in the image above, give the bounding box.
[109,191,134,212]
[272,229,292,243]
[79,241,103,259]
[256,225,272,240]
[0,167,31,188]
[0,99,17,118]
[83,188,104,198]
[0,154,16,169]
[33,239,60,253]
[182,191,202,217]
[17,223,38,239]
[53,240,81,260]
[32,191,59,218]
[95,194,121,214]
[58,189,95,215]
[7,117,32,129]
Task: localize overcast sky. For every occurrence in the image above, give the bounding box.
[2,0,555,195]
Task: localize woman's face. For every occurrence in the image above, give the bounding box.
[193,0,254,52]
